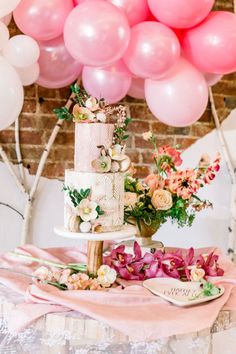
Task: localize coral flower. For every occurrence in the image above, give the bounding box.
[168,170,201,200]
[158,145,183,167]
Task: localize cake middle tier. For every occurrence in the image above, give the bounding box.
[64,170,124,233]
[74,123,114,172]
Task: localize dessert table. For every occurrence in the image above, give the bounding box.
[0,244,236,354]
[0,284,236,354]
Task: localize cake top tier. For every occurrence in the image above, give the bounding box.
[54,84,129,127]
[54,84,132,174]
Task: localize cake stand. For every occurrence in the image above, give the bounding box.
[54,225,136,275]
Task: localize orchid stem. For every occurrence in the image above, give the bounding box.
[8,252,86,271]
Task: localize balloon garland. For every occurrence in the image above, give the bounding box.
[1,0,236,129]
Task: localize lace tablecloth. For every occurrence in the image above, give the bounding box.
[0,285,235,354]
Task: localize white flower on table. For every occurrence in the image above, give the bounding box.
[76,199,98,222]
[190,267,205,282]
[97,265,117,288]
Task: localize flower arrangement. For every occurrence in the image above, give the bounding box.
[8,251,117,291]
[63,186,105,233]
[124,132,221,237]
[32,264,117,291]
[105,241,224,281]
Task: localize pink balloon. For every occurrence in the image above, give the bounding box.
[145,58,208,127]
[204,73,223,87]
[64,0,130,67]
[13,0,74,41]
[147,0,214,29]
[128,78,145,99]
[106,0,149,26]
[82,60,132,103]
[123,22,180,79]
[37,36,82,89]
[182,12,236,74]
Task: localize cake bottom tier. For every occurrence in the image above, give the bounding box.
[64,170,124,233]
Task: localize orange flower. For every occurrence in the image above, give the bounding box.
[168,170,201,200]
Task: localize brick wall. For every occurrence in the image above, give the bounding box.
[0,0,235,179]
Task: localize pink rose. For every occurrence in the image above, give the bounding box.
[151,189,173,210]
[145,174,165,195]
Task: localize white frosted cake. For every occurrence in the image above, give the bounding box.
[74,123,114,172]
[60,87,130,234]
[64,170,124,232]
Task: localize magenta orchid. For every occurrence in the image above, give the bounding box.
[105,243,224,281]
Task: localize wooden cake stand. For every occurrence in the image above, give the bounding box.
[54,225,136,275]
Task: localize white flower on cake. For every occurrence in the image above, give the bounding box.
[97,265,117,288]
[73,105,95,122]
[142,131,153,141]
[85,97,99,112]
[108,144,127,161]
[111,161,120,172]
[80,221,92,233]
[119,156,131,172]
[91,155,112,173]
[124,192,138,208]
[76,199,98,222]
[96,112,107,123]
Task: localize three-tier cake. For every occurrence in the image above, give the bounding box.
[61,86,131,234]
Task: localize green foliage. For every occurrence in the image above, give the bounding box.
[113,117,132,145]
[96,205,105,216]
[53,107,73,121]
[63,185,91,207]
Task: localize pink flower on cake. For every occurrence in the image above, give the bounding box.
[72,105,95,122]
[76,199,98,222]
[168,170,201,200]
[145,174,165,195]
[151,189,173,211]
[85,97,99,112]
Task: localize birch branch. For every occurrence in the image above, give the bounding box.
[0,144,27,195]
[20,89,76,245]
[0,202,24,219]
[15,116,27,191]
[209,88,236,259]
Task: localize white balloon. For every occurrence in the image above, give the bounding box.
[0,13,12,26]
[16,62,40,86]
[0,56,24,130]
[0,21,9,50]
[0,0,21,18]
[3,34,40,68]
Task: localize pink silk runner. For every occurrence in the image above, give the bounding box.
[0,244,236,342]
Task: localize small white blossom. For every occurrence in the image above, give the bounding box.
[97,265,117,288]
[142,131,153,141]
[76,199,98,222]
